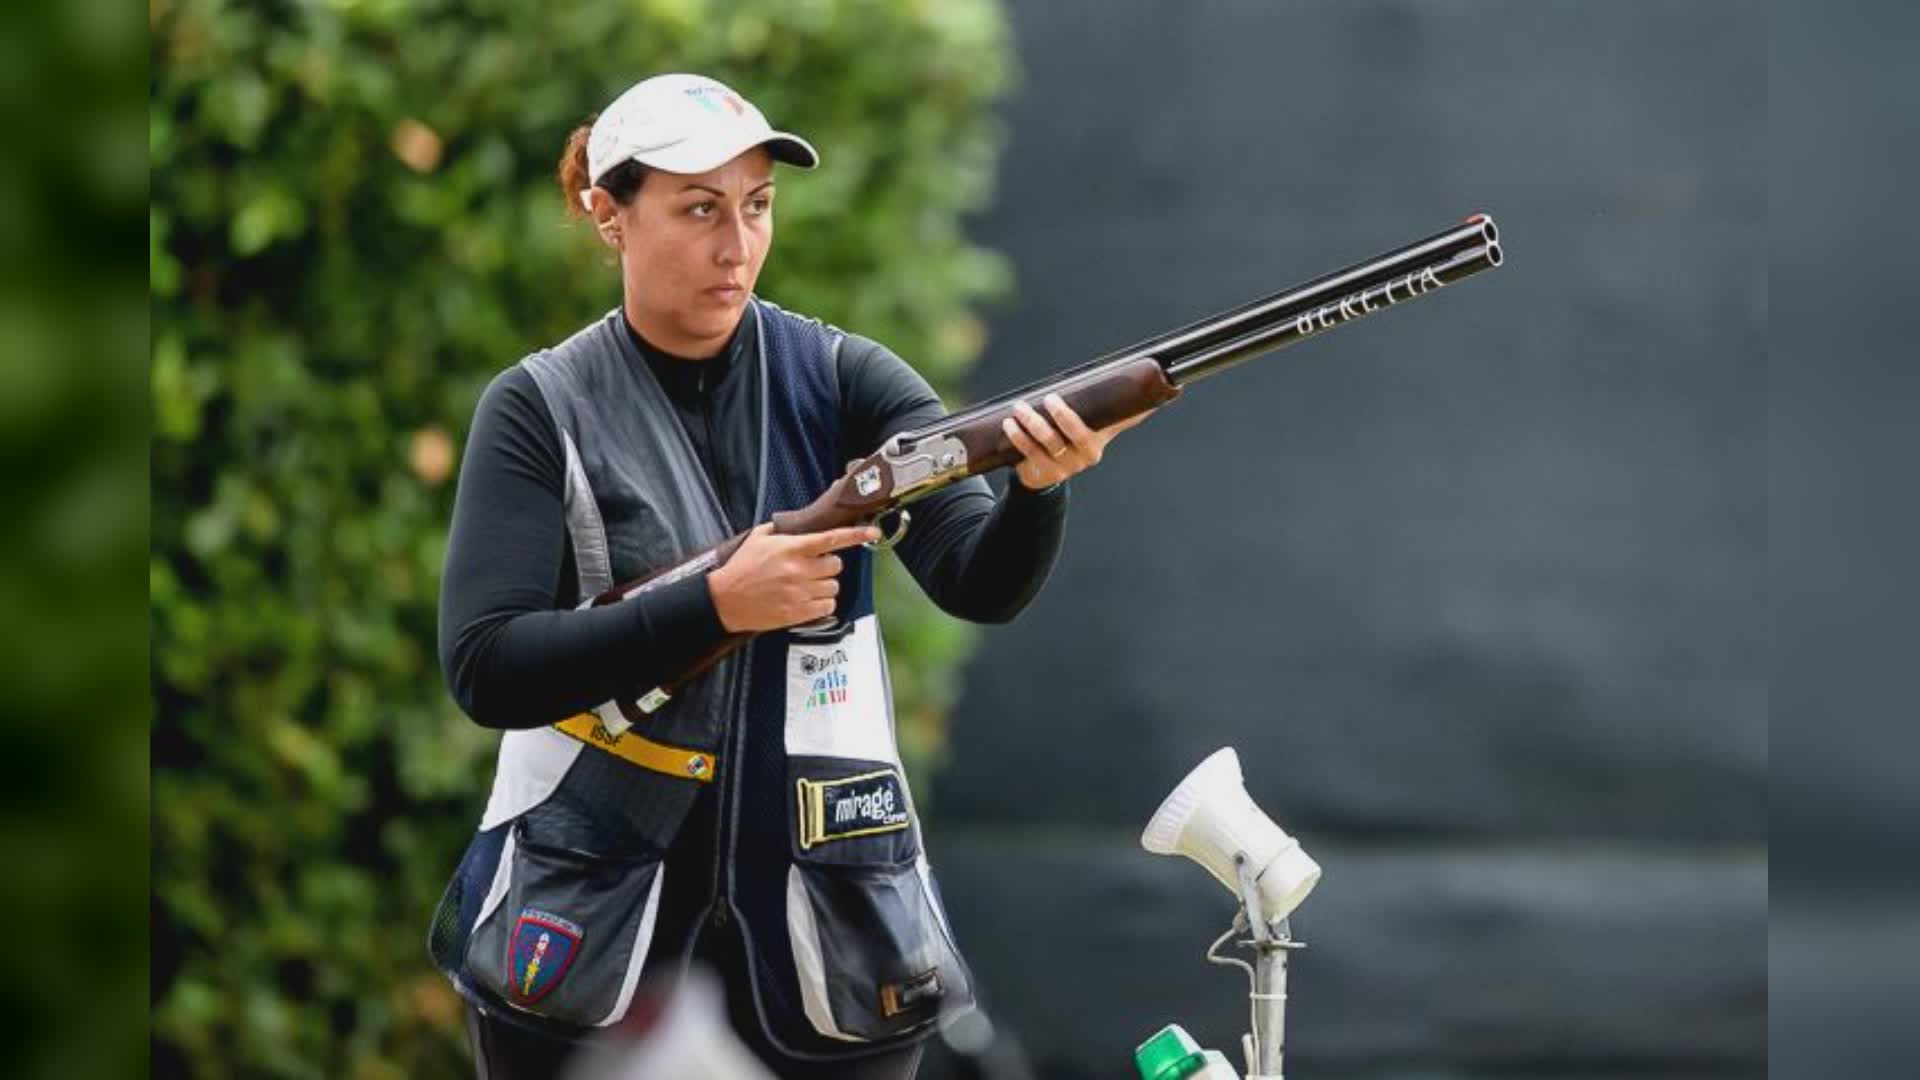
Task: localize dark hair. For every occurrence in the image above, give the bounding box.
[558,117,650,219]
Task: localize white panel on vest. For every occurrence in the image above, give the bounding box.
[478,727,586,831]
[783,615,896,764]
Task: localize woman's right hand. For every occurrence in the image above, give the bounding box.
[706,522,882,632]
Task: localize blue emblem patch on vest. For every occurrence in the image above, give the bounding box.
[506,908,582,1005]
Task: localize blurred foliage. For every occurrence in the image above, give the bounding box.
[0,1,149,1079]
[150,0,1013,1074]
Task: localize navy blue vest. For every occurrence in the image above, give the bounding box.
[429,301,973,1055]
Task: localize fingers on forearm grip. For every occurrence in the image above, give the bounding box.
[1045,395,1094,441]
[1003,416,1044,457]
[1019,405,1067,454]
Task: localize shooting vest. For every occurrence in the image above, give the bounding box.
[427,301,974,1056]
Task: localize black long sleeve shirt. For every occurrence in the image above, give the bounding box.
[438,312,1068,730]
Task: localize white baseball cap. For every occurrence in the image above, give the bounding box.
[582,73,819,199]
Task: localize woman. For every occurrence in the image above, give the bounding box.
[428,73,1148,1079]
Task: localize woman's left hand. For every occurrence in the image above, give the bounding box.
[1002,392,1156,491]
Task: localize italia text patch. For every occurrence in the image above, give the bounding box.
[796,768,911,851]
[798,647,851,710]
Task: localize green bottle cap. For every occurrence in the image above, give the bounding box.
[1134,1023,1208,1080]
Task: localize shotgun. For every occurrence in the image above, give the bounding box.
[595,214,1503,732]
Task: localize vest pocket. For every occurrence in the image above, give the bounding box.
[781,615,975,1040]
[785,857,975,1042]
[462,820,664,1029]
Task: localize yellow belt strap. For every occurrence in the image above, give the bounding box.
[552,714,715,783]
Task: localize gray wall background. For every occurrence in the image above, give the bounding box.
[919,2,1764,1077]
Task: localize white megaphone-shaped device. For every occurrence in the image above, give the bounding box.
[1141,747,1321,924]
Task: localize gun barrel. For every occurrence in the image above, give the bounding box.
[1144,213,1499,374]
[901,215,1500,444]
[1165,238,1503,385]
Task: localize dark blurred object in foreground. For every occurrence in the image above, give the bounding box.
[0,2,147,1079]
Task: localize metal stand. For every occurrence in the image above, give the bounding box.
[1203,852,1306,1080]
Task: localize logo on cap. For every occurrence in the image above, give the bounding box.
[686,85,747,117]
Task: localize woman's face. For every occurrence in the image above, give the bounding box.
[597,147,777,357]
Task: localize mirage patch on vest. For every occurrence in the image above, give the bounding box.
[795,768,911,851]
[506,908,582,1005]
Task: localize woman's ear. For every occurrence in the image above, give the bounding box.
[585,188,623,250]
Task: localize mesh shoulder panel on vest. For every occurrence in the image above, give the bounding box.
[754,300,875,620]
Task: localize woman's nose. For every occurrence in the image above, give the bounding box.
[716,215,750,267]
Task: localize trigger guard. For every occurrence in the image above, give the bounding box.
[864,510,911,551]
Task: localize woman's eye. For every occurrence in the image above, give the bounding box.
[688,201,715,217]
[748,197,773,215]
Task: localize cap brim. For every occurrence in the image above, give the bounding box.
[763,133,820,170]
[634,131,820,175]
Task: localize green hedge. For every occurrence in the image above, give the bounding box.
[151,0,1012,1073]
